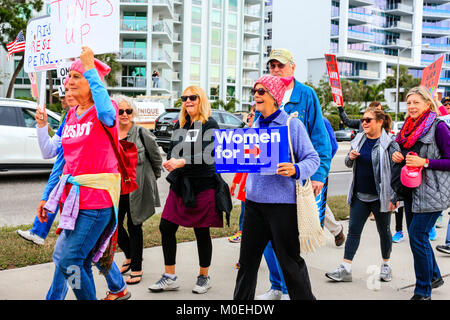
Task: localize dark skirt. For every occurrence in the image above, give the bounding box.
[161,188,223,228]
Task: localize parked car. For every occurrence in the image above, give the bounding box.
[392,121,404,137]
[0,98,61,171]
[334,128,358,142]
[154,108,246,153]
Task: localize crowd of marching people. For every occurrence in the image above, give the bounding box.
[15,46,450,301]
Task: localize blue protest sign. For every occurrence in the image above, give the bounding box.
[214,126,289,173]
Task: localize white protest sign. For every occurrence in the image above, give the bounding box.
[24,15,62,72]
[49,0,120,59]
[56,61,72,80]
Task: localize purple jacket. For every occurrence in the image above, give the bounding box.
[429,121,450,170]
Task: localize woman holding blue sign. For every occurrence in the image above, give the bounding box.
[233,75,320,300]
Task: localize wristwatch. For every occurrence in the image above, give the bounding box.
[424,158,429,168]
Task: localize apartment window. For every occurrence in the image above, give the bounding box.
[211,47,221,64]
[227,85,235,98]
[122,40,146,60]
[212,0,222,9]
[122,66,146,88]
[211,28,221,45]
[210,85,220,99]
[192,25,201,43]
[190,64,201,81]
[267,11,272,23]
[192,6,202,24]
[210,65,220,83]
[228,13,237,29]
[226,66,236,83]
[211,10,221,27]
[191,44,201,62]
[228,31,237,47]
[229,0,237,12]
[227,49,236,65]
[192,0,202,5]
[123,12,147,32]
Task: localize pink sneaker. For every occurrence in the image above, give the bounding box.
[401,152,423,188]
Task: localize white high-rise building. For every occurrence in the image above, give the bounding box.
[0,0,266,112]
[272,0,450,109]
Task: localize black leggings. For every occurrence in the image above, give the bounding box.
[159,218,212,268]
[117,195,143,271]
[395,206,404,232]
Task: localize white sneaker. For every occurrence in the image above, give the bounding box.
[256,289,282,300]
[148,274,180,292]
[192,275,211,294]
[281,294,290,300]
[17,230,45,245]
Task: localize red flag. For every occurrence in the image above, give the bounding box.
[6,30,25,61]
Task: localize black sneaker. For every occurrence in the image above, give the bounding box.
[432,277,444,289]
[411,294,431,300]
[436,244,450,255]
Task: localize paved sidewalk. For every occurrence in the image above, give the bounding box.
[1,213,449,300]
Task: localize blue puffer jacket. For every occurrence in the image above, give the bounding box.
[282,80,332,183]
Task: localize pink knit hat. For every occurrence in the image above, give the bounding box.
[69,58,111,81]
[254,75,294,107]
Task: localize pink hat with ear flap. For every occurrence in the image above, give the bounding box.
[69,58,111,81]
[253,75,294,107]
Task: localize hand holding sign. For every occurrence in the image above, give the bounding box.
[276,163,296,177]
[35,107,48,128]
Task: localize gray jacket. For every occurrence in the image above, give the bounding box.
[126,124,163,225]
[345,130,400,212]
[410,120,450,213]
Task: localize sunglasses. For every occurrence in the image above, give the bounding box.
[361,117,374,124]
[119,109,133,115]
[181,95,199,102]
[269,62,286,69]
[251,88,268,96]
[443,102,450,106]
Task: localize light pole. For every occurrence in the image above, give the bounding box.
[395,43,429,122]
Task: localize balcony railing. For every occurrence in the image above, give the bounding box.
[348,29,374,42]
[119,47,147,60]
[423,25,450,35]
[121,76,146,88]
[244,7,261,16]
[151,76,170,90]
[244,26,260,33]
[152,49,172,64]
[153,0,172,7]
[243,61,258,69]
[121,19,147,32]
[386,3,413,13]
[386,21,413,30]
[152,21,173,39]
[385,39,412,47]
[243,44,259,52]
[348,10,371,22]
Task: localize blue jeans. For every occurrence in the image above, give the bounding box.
[239,201,245,231]
[50,208,126,300]
[263,185,328,294]
[404,199,441,297]
[30,206,58,239]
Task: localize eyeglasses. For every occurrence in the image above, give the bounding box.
[361,118,374,124]
[269,62,286,70]
[119,109,133,115]
[443,102,450,106]
[251,88,267,96]
[181,95,199,102]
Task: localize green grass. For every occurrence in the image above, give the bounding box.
[0,196,350,271]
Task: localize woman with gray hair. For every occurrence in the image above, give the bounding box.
[113,94,163,285]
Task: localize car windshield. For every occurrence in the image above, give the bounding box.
[160,112,179,120]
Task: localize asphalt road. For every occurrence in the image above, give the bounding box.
[0,143,353,227]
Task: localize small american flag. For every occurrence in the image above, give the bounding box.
[6,30,25,61]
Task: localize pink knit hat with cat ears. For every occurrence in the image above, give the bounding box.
[254,75,294,107]
[69,58,111,81]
